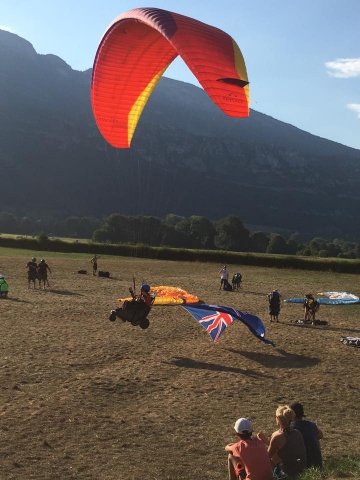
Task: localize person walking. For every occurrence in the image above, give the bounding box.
[26,257,38,289]
[37,259,51,290]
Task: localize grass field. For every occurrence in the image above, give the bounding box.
[0,249,359,479]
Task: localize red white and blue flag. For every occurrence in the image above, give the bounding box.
[183,304,275,346]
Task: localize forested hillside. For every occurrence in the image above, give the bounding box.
[1,29,360,238]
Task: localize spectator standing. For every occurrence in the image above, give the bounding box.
[268,289,281,322]
[219,265,229,290]
[90,254,100,276]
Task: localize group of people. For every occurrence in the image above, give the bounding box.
[26,257,52,289]
[219,265,322,325]
[3,253,105,296]
[268,290,321,325]
[226,402,323,480]
[219,266,242,291]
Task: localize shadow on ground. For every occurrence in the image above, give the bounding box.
[49,289,84,296]
[0,297,32,304]
[284,322,360,335]
[166,357,274,378]
[227,348,320,369]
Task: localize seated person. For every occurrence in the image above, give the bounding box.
[257,405,307,477]
[128,283,154,308]
[111,284,154,324]
[290,402,323,469]
[0,274,9,298]
[225,417,273,480]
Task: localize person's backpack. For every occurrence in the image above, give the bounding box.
[223,280,232,291]
[98,271,110,278]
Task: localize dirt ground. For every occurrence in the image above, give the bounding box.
[0,254,359,479]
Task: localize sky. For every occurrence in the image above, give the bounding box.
[1,0,359,150]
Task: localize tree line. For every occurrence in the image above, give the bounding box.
[1,211,360,259]
[0,212,101,240]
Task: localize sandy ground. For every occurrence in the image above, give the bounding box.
[0,255,359,479]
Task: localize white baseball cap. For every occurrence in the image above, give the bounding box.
[0,274,4,279]
[234,418,252,434]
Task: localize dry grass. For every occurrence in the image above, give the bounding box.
[0,254,359,479]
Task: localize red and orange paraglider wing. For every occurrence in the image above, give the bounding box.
[91,7,249,148]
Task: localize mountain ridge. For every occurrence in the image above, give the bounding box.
[0,29,359,238]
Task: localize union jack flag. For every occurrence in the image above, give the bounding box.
[183,304,275,346]
[198,310,234,342]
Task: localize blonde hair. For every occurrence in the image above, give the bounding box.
[276,405,295,429]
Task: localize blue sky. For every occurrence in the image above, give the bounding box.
[1,0,359,150]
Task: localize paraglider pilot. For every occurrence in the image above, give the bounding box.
[128,284,153,307]
[109,284,154,329]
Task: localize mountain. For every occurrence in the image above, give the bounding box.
[1,29,360,238]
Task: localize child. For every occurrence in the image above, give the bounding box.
[0,274,9,298]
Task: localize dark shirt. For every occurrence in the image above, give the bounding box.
[277,428,307,476]
[38,262,50,275]
[27,261,37,272]
[269,291,280,307]
[292,420,323,468]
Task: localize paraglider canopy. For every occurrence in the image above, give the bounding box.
[91,7,250,148]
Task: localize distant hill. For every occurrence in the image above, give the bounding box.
[1,29,360,238]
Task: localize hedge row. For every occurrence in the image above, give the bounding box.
[1,236,360,274]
